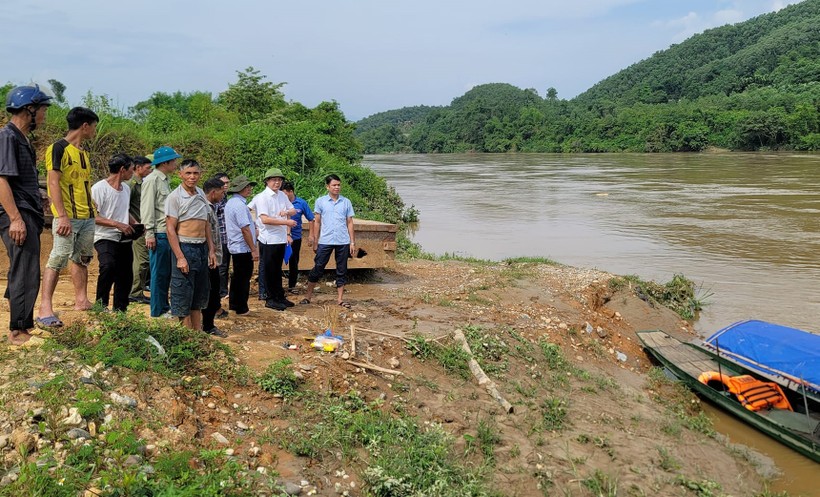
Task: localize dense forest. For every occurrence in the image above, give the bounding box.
[356,0,820,153]
[0,68,412,226]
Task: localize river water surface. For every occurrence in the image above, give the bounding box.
[365,153,820,494]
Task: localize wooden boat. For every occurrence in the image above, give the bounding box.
[637,330,820,463]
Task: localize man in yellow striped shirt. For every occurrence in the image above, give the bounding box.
[37,107,99,328]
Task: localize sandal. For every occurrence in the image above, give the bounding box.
[215,309,229,319]
[338,301,352,309]
[36,316,64,328]
[299,298,311,305]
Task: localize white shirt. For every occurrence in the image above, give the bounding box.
[91,180,131,243]
[252,187,294,245]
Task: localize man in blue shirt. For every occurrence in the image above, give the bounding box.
[301,174,355,309]
[281,181,314,292]
[224,175,257,315]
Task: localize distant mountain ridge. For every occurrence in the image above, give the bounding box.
[356,0,820,153]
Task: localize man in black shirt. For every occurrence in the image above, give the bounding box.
[0,85,53,345]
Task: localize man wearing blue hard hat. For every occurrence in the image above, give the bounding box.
[0,84,52,344]
[140,146,182,318]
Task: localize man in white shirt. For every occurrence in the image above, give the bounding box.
[91,154,137,312]
[252,168,296,311]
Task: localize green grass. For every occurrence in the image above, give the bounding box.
[282,391,498,496]
[257,357,301,397]
[52,309,240,381]
[647,367,715,437]
[541,396,568,431]
[608,273,711,320]
[464,326,510,377]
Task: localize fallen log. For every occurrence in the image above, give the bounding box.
[453,328,514,414]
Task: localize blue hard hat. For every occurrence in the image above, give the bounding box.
[151,146,182,165]
[5,84,53,112]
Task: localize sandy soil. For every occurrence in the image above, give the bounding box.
[0,232,779,496]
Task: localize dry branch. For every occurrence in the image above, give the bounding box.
[453,328,514,414]
[346,360,403,376]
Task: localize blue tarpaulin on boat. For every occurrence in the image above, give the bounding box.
[704,320,820,395]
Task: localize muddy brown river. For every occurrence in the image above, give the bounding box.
[366,152,820,495]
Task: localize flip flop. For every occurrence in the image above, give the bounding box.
[36,316,63,328]
[338,301,352,309]
[299,298,311,305]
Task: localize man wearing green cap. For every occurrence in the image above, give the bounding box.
[252,168,296,311]
[141,146,181,317]
[224,174,258,315]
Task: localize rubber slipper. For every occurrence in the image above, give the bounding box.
[338,301,352,309]
[36,316,63,328]
[299,298,311,305]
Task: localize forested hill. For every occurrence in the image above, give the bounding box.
[356,0,820,153]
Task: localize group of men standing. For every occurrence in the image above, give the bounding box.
[0,84,357,345]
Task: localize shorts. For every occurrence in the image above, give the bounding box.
[170,242,210,317]
[47,218,95,270]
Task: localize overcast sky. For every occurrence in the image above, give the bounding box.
[1,0,803,121]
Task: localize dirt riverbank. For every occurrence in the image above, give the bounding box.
[0,233,782,496]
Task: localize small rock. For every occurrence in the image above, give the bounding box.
[66,428,92,440]
[124,454,142,467]
[211,432,230,445]
[248,446,261,457]
[298,364,315,372]
[145,444,157,455]
[61,407,85,427]
[236,421,249,430]
[110,392,137,408]
[225,448,235,456]
[257,466,268,475]
[207,402,216,409]
[341,352,350,360]
[0,435,9,450]
[1,472,19,485]
[293,371,304,380]
[388,357,400,369]
[210,386,226,398]
[277,480,303,495]
[616,351,627,362]
[596,327,608,338]
[30,407,46,421]
[88,421,97,437]
[615,312,621,318]
[10,428,34,452]
[558,323,568,330]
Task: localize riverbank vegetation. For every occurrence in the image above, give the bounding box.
[0,67,412,227]
[357,0,820,153]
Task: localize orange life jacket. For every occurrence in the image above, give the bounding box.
[697,371,793,412]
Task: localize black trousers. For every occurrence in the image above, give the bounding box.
[218,244,231,298]
[202,267,221,331]
[229,251,253,314]
[260,242,286,303]
[287,238,302,289]
[95,239,134,312]
[0,209,42,331]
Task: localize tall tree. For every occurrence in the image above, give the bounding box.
[48,79,67,104]
[219,66,285,124]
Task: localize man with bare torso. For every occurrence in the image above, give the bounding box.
[165,159,216,330]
